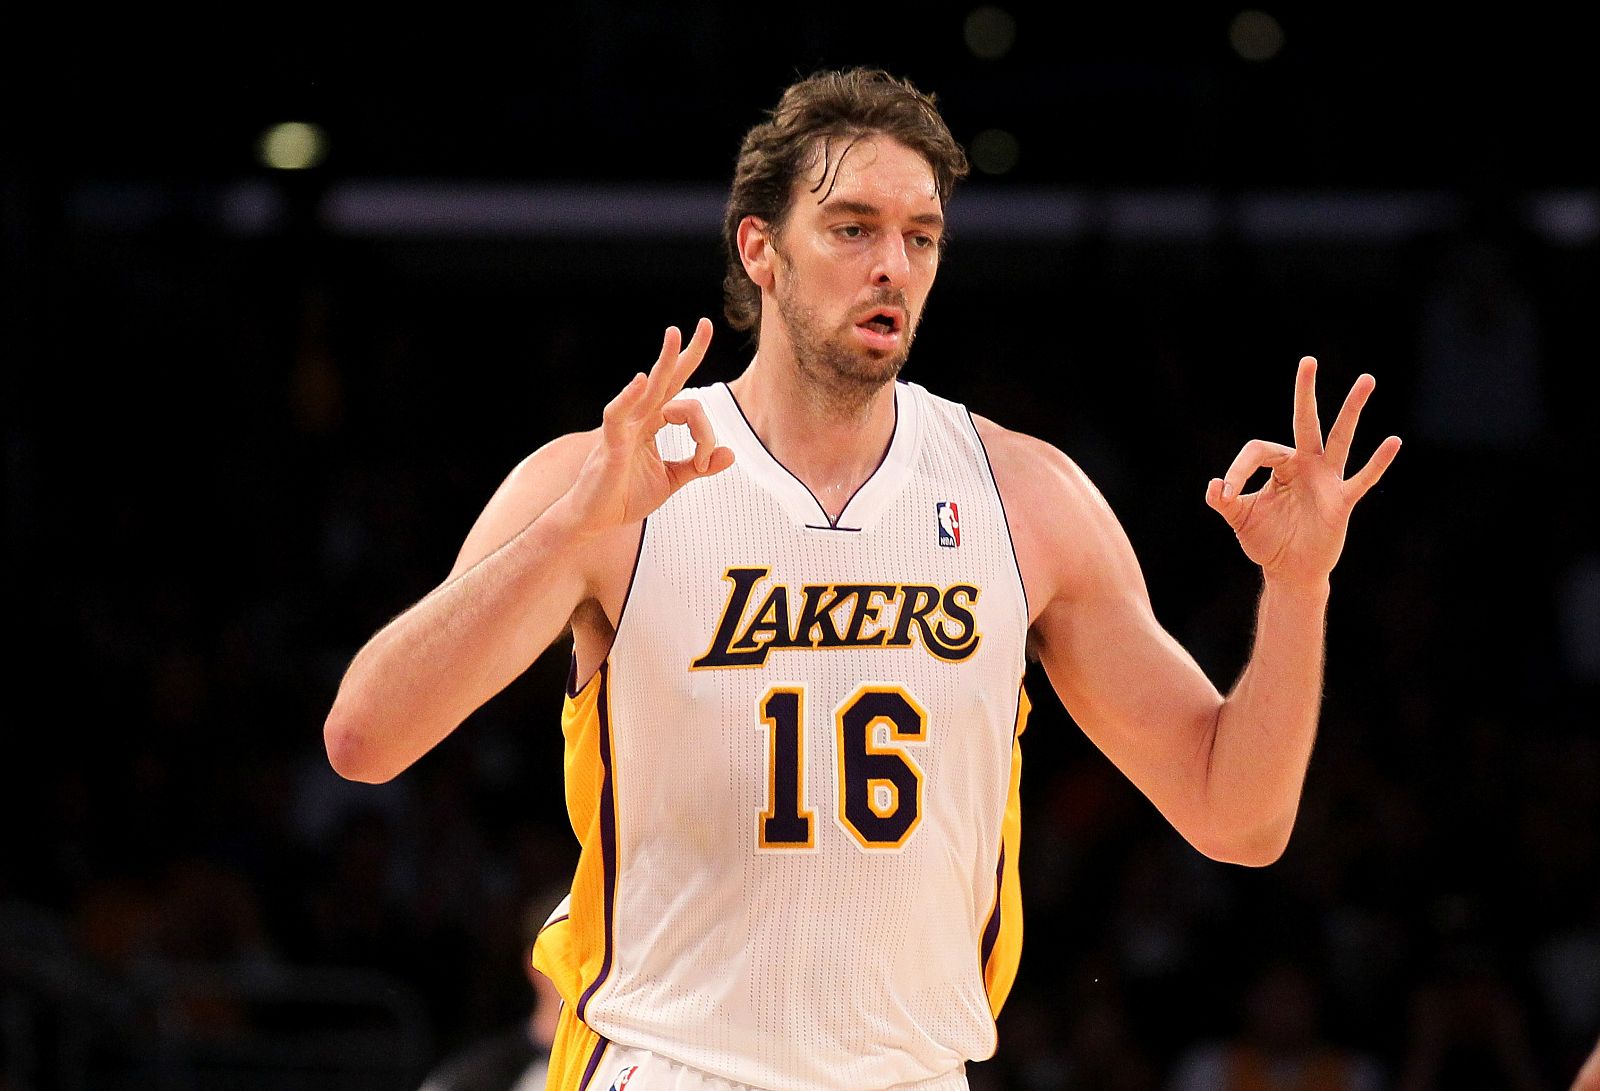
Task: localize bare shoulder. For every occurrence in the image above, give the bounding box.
[496,430,599,509]
[971,414,1123,534]
[971,414,1142,620]
[447,428,633,586]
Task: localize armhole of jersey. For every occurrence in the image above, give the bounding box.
[965,407,1030,623]
[569,518,651,696]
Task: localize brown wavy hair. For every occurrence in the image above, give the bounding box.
[721,68,969,338]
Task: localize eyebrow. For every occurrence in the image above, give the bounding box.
[818,199,945,229]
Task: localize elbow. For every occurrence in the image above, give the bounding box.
[1186,816,1295,868]
[323,704,400,784]
[1199,836,1289,869]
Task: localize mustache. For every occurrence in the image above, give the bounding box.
[851,289,913,322]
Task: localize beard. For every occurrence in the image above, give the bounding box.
[773,274,919,411]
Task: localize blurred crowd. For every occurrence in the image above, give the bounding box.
[3,194,1596,1091]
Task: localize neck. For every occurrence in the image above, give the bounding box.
[727,346,899,521]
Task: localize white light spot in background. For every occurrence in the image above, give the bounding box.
[258,122,328,171]
[1229,10,1285,62]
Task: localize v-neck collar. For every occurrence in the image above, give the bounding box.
[708,381,922,532]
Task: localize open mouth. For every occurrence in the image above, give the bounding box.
[856,309,904,336]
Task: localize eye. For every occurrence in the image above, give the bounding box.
[909,233,937,250]
[838,224,866,239]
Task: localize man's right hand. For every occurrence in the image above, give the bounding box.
[324,319,732,783]
[557,318,734,534]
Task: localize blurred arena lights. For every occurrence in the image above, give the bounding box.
[68,179,1595,247]
[970,129,1021,175]
[1524,189,1600,246]
[1229,9,1286,62]
[963,6,1017,60]
[257,121,328,170]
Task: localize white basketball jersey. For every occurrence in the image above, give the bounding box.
[533,380,1030,1091]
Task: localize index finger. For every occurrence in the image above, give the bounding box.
[1292,356,1324,454]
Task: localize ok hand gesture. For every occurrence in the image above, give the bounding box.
[566,318,735,530]
[1205,357,1401,586]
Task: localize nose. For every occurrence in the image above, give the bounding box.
[870,234,911,287]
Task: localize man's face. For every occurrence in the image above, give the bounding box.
[765,136,944,392]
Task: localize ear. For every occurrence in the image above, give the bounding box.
[737,215,776,290]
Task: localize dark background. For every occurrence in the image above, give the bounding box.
[4,7,1597,1090]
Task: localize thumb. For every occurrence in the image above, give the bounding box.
[664,446,735,492]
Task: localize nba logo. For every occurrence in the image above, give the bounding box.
[607,1066,639,1091]
[937,501,961,548]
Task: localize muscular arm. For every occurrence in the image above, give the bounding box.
[322,433,623,783]
[979,363,1395,865]
[323,320,732,784]
[987,427,1307,864]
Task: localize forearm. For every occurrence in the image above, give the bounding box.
[323,500,590,783]
[1203,575,1330,863]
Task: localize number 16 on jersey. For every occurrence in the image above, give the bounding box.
[758,685,929,852]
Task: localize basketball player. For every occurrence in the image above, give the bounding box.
[323,69,1401,1091]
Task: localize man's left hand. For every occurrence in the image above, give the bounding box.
[1205,357,1401,585]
